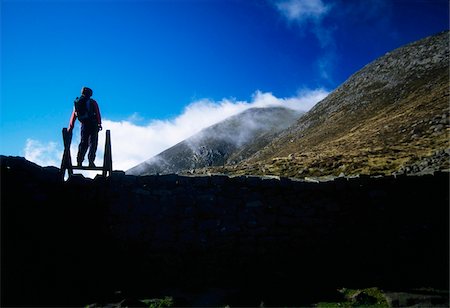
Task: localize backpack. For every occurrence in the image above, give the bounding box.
[74,96,95,123]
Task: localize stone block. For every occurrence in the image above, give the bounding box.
[137,175,158,185]
[216,195,236,210]
[160,194,178,208]
[231,175,247,185]
[334,177,348,191]
[110,170,125,180]
[199,219,220,232]
[132,187,151,196]
[158,174,180,186]
[245,200,263,208]
[197,203,219,218]
[41,166,61,184]
[281,204,299,216]
[278,215,299,227]
[210,175,229,186]
[280,177,294,188]
[152,189,173,198]
[66,174,88,185]
[263,196,283,209]
[122,175,137,186]
[197,193,216,204]
[161,203,180,218]
[192,175,210,187]
[246,176,262,187]
[139,194,160,207]
[248,227,269,236]
[257,213,277,227]
[324,201,340,213]
[219,225,241,236]
[238,208,261,225]
[293,206,315,218]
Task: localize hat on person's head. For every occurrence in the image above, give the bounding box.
[81,87,93,97]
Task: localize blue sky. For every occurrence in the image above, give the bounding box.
[1,0,448,171]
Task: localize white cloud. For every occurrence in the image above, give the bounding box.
[24,89,329,174]
[274,0,334,49]
[126,112,145,123]
[251,88,328,111]
[316,51,337,82]
[274,0,335,81]
[24,139,62,167]
[275,0,330,23]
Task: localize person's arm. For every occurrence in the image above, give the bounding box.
[93,100,102,130]
[68,108,77,132]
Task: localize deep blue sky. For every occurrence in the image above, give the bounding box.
[1,0,448,164]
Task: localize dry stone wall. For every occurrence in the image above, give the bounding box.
[101,171,447,257]
[97,170,449,296]
[1,156,449,306]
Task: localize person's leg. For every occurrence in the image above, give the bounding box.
[77,124,89,166]
[88,127,99,167]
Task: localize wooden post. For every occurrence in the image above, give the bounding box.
[103,130,112,177]
[60,128,73,180]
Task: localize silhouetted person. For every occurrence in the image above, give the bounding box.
[68,86,102,167]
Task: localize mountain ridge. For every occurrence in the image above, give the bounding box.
[127,106,302,175]
[201,31,449,177]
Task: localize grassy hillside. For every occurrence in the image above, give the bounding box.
[202,31,449,178]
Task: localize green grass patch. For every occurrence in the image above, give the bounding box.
[140,296,174,308]
[316,287,389,308]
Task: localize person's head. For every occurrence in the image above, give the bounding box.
[81,87,93,98]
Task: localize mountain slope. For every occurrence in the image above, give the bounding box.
[126,107,302,175]
[207,31,449,177]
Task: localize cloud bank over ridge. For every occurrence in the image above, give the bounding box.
[24,89,329,173]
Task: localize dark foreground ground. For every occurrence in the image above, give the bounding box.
[1,156,449,307]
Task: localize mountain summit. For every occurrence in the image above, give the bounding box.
[127,107,302,175]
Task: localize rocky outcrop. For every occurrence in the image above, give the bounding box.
[1,156,449,306]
